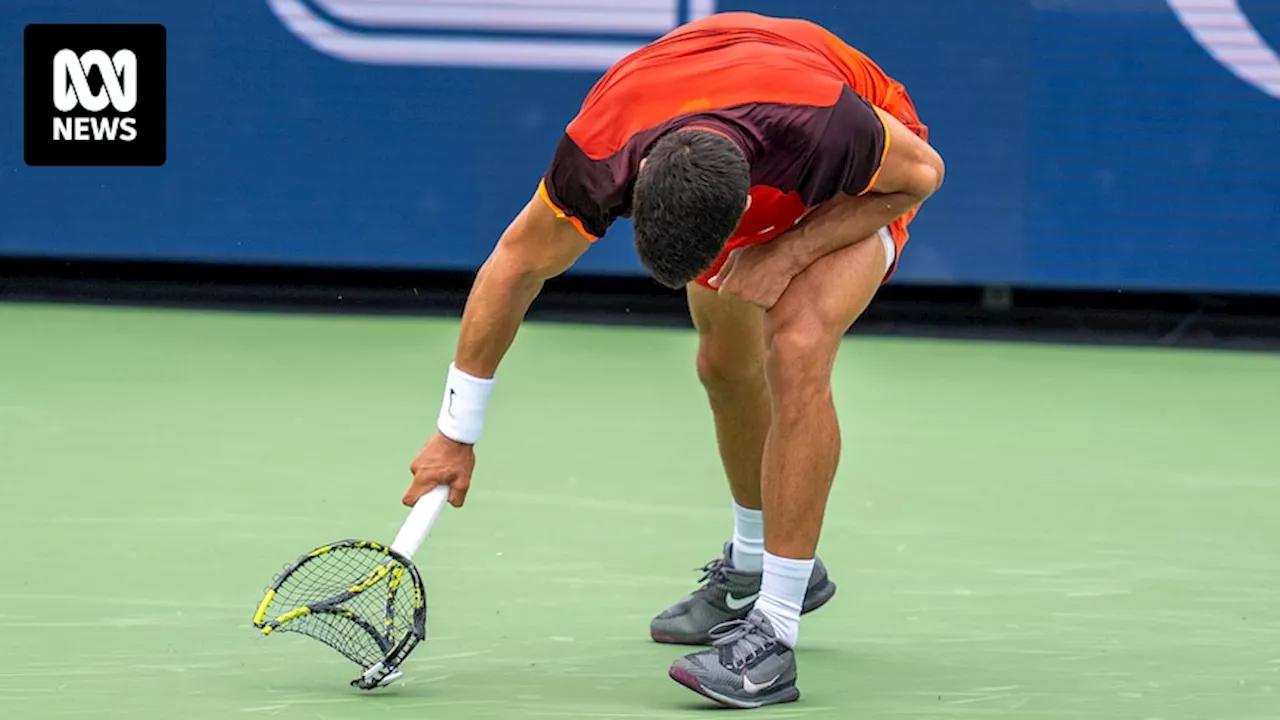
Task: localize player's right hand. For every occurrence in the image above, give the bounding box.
[404,431,475,509]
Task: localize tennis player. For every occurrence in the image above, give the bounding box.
[401,11,944,709]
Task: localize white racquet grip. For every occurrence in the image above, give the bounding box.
[391,485,449,558]
[436,363,495,445]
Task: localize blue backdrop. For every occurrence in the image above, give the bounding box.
[3,0,1278,293]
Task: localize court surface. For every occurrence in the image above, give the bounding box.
[1,302,1278,719]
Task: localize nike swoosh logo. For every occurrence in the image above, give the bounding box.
[742,673,780,696]
[724,592,758,610]
[447,388,456,418]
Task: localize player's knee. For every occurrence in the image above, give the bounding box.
[695,340,763,397]
[764,315,838,392]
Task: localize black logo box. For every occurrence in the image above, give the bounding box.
[24,23,166,167]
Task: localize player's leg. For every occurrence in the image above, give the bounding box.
[669,229,892,708]
[754,229,890,632]
[650,284,837,645]
[687,283,770,515]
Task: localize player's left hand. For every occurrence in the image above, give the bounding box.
[707,243,801,310]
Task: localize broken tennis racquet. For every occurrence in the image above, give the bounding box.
[252,485,449,689]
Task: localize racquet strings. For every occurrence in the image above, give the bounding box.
[264,545,420,669]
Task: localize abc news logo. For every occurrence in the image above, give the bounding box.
[54,49,139,142]
[25,24,166,166]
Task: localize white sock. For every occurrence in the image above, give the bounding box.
[730,502,764,572]
[753,551,813,648]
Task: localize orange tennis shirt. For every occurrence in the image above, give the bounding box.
[538,12,927,283]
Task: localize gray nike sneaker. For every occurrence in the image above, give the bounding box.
[668,609,800,709]
[650,543,836,645]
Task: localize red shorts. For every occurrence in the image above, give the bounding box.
[694,83,928,290]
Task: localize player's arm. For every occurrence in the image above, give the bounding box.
[439,188,591,443]
[781,107,944,271]
[452,190,591,379]
[404,188,590,509]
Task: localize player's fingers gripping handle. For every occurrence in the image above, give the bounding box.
[392,485,449,558]
[444,476,469,509]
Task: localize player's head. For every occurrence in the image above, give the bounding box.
[632,129,750,289]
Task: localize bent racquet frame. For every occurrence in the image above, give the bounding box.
[252,486,450,689]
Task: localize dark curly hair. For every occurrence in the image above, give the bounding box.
[632,130,751,288]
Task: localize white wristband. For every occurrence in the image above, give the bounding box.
[436,363,495,444]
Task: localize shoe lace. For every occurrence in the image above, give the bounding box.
[695,557,731,587]
[706,613,774,671]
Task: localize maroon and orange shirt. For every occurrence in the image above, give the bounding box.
[538,12,918,254]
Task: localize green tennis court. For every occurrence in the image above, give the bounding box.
[2,302,1278,719]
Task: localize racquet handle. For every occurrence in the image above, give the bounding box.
[391,485,449,558]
